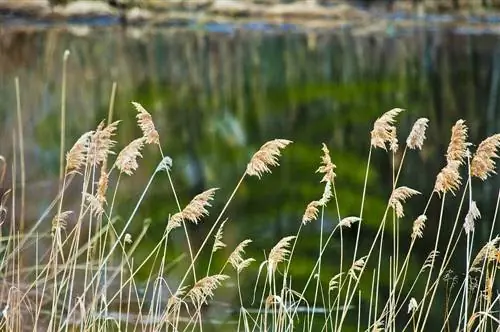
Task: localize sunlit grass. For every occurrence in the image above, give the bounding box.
[2,51,500,332]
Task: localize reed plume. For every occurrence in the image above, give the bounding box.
[132,101,160,145]
[116,137,145,176]
[389,186,420,218]
[317,143,336,183]
[339,216,360,228]
[411,214,427,240]
[187,274,228,306]
[471,134,500,180]
[408,298,418,314]
[268,236,295,276]
[66,131,93,172]
[302,200,320,225]
[96,169,108,205]
[169,188,218,226]
[228,239,252,270]
[328,273,343,291]
[318,180,333,206]
[446,119,469,165]
[464,201,481,234]
[370,108,404,150]
[84,192,105,218]
[471,237,500,272]
[406,118,429,150]
[88,120,120,166]
[348,256,367,281]
[246,139,292,178]
[212,218,228,253]
[434,160,462,196]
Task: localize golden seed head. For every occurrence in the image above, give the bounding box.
[471,134,500,180]
[406,118,429,150]
[446,119,469,165]
[434,160,462,196]
[187,274,228,306]
[316,143,336,183]
[411,214,427,240]
[88,120,120,167]
[302,200,321,225]
[268,236,295,275]
[132,101,160,145]
[246,139,292,178]
[389,186,420,218]
[116,137,145,176]
[66,131,93,173]
[370,108,404,150]
[228,239,252,271]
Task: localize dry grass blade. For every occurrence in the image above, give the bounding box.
[66,131,93,172]
[411,215,427,240]
[246,139,292,178]
[88,120,120,166]
[228,239,252,270]
[370,108,404,150]
[471,134,500,180]
[187,274,228,306]
[434,160,462,196]
[446,119,469,165]
[132,101,160,145]
[212,218,228,253]
[464,201,481,234]
[268,236,296,275]
[406,118,429,150]
[317,143,336,183]
[116,137,145,176]
[389,186,421,218]
[169,188,218,226]
[302,200,321,225]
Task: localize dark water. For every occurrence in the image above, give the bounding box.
[1,23,500,329]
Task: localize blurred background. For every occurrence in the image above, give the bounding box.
[1,0,500,330]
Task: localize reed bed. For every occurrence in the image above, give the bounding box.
[2,52,500,332]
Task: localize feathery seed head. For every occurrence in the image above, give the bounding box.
[187,274,228,306]
[84,193,105,218]
[116,137,145,176]
[328,273,343,291]
[52,211,72,233]
[389,126,398,152]
[406,118,429,150]
[349,256,367,281]
[212,219,228,253]
[170,188,218,226]
[408,298,418,314]
[389,186,421,218]
[339,216,360,228]
[88,120,120,166]
[316,143,336,183]
[471,237,500,272]
[370,108,404,150]
[302,200,321,225]
[228,239,252,271]
[434,161,462,196]
[471,134,500,180]
[246,139,292,178]
[132,101,160,145]
[66,131,93,173]
[96,169,108,205]
[318,180,333,206]
[464,201,481,234]
[268,236,295,275]
[423,250,439,270]
[446,120,469,165]
[411,215,427,240]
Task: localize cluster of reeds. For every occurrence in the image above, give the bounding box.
[3,52,500,332]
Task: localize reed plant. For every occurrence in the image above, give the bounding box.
[2,52,500,332]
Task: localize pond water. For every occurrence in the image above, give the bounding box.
[1,22,500,329]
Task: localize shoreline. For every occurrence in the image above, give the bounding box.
[2,0,500,35]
